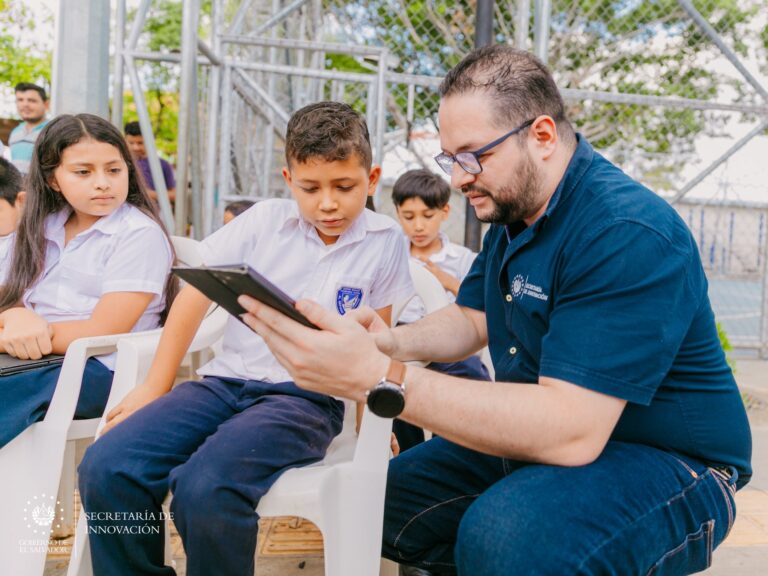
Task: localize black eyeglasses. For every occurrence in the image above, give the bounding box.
[434,118,535,176]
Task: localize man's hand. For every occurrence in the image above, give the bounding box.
[345,306,398,356]
[239,296,390,401]
[0,308,54,359]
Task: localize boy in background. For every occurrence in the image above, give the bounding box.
[392,168,490,450]
[223,199,255,224]
[0,158,25,283]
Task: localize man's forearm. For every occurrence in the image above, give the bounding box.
[392,304,486,363]
[399,367,625,467]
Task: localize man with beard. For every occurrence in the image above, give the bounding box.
[239,45,750,576]
[9,83,49,174]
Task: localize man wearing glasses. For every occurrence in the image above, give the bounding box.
[241,45,750,576]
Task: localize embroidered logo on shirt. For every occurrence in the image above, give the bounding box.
[511,274,549,302]
[336,287,363,315]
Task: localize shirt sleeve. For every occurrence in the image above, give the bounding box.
[539,220,701,405]
[368,230,414,310]
[102,224,173,295]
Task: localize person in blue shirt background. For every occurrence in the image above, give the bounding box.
[240,45,751,576]
[124,121,177,205]
[9,83,49,175]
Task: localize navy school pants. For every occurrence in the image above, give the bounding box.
[0,357,113,448]
[78,376,344,576]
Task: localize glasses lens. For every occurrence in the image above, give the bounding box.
[434,154,454,176]
[455,152,482,175]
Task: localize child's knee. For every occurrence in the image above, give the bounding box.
[78,439,117,498]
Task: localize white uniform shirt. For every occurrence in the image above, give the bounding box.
[198,199,413,383]
[398,232,477,324]
[0,232,15,285]
[23,203,173,369]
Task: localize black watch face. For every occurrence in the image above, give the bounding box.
[367,382,405,418]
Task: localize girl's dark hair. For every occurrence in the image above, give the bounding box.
[392,169,451,210]
[0,113,178,323]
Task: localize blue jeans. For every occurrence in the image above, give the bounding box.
[383,438,738,575]
[0,357,113,448]
[78,377,344,576]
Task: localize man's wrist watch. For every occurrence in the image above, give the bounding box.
[366,359,407,418]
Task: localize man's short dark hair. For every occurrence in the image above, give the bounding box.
[14,83,47,102]
[124,121,143,137]
[392,169,451,210]
[440,45,574,141]
[285,101,372,169]
[0,158,23,205]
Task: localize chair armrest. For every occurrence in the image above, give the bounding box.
[43,333,129,431]
[352,404,394,471]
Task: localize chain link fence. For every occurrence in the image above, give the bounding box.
[212,0,768,353]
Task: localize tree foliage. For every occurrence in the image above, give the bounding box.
[324,0,767,189]
[0,0,52,90]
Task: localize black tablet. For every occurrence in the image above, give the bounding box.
[172,264,318,329]
[0,353,65,377]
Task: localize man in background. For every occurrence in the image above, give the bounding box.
[124,121,176,203]
[9,83,49,174]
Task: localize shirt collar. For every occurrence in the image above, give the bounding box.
[44,202,131,246]
[280,204,388,247]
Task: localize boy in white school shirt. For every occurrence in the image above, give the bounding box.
[78,101,413,576]
[0,158,25,284]
[392,168,490,451]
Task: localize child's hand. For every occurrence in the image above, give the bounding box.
[102,384,166,435]
[418,257,461,296]
[390,432,400,456]
[0,308,54,359]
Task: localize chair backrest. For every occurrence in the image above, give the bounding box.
[171,235,205,267]
[391,260,451,323]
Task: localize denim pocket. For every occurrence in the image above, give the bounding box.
[646,519,714,576]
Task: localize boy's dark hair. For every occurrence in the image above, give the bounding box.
[124,121,143,137]
[392,169,451,210]
[224,199,255,218]
[14,82,47,102]
[285,101,372,169]
[0,158,23,205]
[440,45,574,143]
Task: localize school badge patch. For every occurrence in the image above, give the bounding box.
[336,286,363,315]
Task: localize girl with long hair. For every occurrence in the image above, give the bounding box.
[0,113,177,448]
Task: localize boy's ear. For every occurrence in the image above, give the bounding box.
[15,191,26,208]
[281,166,292,187]
[368,165,382,193]
[441,203,451,218]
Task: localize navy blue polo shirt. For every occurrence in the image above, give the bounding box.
[456,136,752,487]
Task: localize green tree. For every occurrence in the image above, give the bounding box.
[325,0,767,190]
[0,0,52,89]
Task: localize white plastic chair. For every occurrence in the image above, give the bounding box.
[253,260,451,576]
[0,235,219,576]
[54,235,211,537]
[67,258,451,576]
